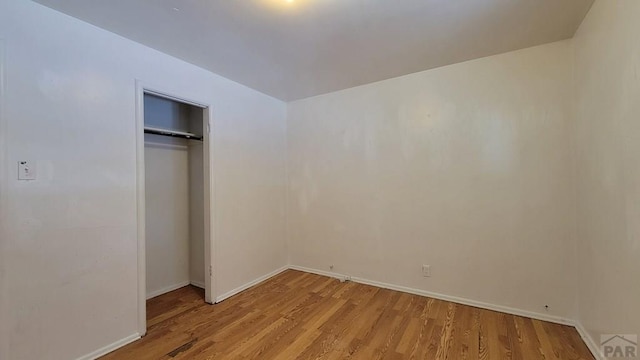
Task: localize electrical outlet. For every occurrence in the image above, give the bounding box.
[330,264,334,271]
[422,265,431,277]
[18,161,36,180]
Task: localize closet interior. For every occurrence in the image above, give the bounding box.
[144,93,206,300]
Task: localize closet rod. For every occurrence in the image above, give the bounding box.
[144,126,203,141]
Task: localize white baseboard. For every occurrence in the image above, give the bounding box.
[190,280,205,289]
[75,333,140,360]
[287,265,347,282]
[575,322,604,360]
[288,265,575,326]
[215,266,289,303]
[146,280,191,300]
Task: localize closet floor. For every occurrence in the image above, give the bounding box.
[101,270,594,359]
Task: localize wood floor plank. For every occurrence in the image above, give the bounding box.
[100,270,595,360]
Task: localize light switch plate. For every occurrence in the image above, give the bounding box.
[18,161,36,180]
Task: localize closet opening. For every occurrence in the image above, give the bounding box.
[136,85,213,336]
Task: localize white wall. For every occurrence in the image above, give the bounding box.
[143,96,205,298]
[144,135,191,298]
[287,41,578,321]
[573,0,640,349]
[189,140,206,288]
[2,0,638,359]
[0,35,8,360]
[0,0,287,359]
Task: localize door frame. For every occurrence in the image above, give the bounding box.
[0,38,8,360]
[135,80,215,336]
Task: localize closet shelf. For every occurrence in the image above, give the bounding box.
[144,126,203,141]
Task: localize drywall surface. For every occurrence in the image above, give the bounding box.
[0,0,287,358]
[0,33,8,360]
[144,95,204,297]
[573,0,640,347]
[189,140,206,287]
[144,135,191,298]
[287,41,578,320]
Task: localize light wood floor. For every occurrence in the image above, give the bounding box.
[102,270,594,360]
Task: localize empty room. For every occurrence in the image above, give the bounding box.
[0,0,638,359]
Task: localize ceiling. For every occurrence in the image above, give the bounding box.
[33,0,594,101]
